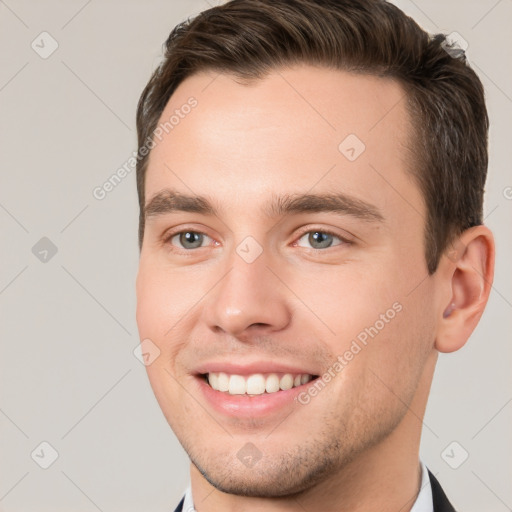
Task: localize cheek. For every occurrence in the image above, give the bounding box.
[291,264,401,340]
[136,260,201,341]
[359,288,436,399]
[290,263,432,377]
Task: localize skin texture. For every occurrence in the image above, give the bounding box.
[135,65,494,511]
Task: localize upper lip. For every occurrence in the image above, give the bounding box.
[194,361,319,376]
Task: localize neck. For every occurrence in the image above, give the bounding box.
[189,351,437,512]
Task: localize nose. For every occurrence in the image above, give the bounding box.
[201,246,292,339]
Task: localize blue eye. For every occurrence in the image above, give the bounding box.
[169,231,212,250]
[165,228,347,253]
[295,230,344,250]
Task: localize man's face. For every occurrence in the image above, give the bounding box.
[136,65,441,496]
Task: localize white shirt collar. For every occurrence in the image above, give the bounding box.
[181,460,433,512]
[411,461,434,512]
[181,483,195,512]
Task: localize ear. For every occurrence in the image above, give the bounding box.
[435,225,495,353]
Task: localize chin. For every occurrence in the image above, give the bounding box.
[187,441,346,499]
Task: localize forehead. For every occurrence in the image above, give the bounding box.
[144,65,420,221]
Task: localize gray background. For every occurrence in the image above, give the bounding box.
[0,0,511,510]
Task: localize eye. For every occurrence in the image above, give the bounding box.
[164,228,349,253]
[167,230,213,250]
[294,229,347,250]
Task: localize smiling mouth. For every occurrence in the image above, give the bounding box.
[201,372,319,396]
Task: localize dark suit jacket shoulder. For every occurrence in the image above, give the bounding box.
[172,470,456,512]
[428,470,456,512]
[173,495,185,512]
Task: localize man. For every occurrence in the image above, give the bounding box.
[134,0,495,510]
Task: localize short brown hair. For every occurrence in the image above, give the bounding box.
[135,0,489,274]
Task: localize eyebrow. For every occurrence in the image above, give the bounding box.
[144,188,384,223]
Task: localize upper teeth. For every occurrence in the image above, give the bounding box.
[207,372,313,395]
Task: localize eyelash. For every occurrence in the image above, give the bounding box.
[162,227,351,254]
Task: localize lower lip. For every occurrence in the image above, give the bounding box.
[195,376,315,418]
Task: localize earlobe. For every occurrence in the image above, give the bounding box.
[435,225,495,353]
